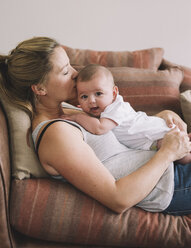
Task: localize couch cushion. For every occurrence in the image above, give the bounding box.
[0,92,49,179]
[63,45,164,70]
[180,90,191,132]
[110,67,183,116]
[10,179,191,247]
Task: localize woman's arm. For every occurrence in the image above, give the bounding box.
[38,122,191,213]
[64,112,117,134]
[155,110,187,132]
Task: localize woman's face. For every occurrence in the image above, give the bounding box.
[45,46,78,103]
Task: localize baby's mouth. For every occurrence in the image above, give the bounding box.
[90,107,99,112]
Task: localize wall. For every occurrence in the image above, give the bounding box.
[0,0,191,66]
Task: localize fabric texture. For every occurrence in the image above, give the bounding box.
[63,45,164,70]
[163,162,191,216]
[10,179,191,247]
[180,90,191,132]
[109,67,183,116]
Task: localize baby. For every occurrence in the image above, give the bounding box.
[65,64,191,164]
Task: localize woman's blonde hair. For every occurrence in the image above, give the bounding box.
[0,37,60,119]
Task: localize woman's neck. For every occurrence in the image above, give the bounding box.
[33,101,64,121]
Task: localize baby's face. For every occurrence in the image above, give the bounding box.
[77,73,117,117]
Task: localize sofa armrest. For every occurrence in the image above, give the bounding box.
[0,103,14,248]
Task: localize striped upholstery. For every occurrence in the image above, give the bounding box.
[10,179,191,247]
[63,45,164,70]
[110,67,183,115]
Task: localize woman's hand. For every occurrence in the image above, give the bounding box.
[159,127,191,162]
[155,110,187,132]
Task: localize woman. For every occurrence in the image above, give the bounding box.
[0,37,190,215]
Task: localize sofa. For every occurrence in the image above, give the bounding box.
[0,46,191,248]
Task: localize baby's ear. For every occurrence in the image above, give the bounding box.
[113,85,119,99]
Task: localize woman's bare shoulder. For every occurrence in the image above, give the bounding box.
[39,119,83,143]
[37,120,84,173]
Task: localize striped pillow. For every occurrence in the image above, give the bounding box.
[63,45,164,70]
[10,179,191,247]
[109,67,183,115]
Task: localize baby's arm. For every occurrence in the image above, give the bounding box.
[64,112,117,134]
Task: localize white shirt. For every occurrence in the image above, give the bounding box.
[100,94,172,150]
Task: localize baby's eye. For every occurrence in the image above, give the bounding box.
[95,92,103,96]
[81,95,88,99]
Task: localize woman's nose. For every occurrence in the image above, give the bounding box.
[71,67,78,80]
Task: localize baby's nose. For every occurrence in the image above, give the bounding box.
[89,95,96,104]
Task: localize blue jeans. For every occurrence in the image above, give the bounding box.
[163,162,191,216]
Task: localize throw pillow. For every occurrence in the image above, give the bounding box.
[180,90,191,132]
[0,91,49,179]
[63,45,164,71]
[109,67,183,115]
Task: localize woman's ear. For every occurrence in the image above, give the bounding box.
[113,85,119,100]
[31,84,47,96]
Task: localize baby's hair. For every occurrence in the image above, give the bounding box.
[77,64,114,86]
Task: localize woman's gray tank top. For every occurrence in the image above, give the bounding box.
[32,119,174,212]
